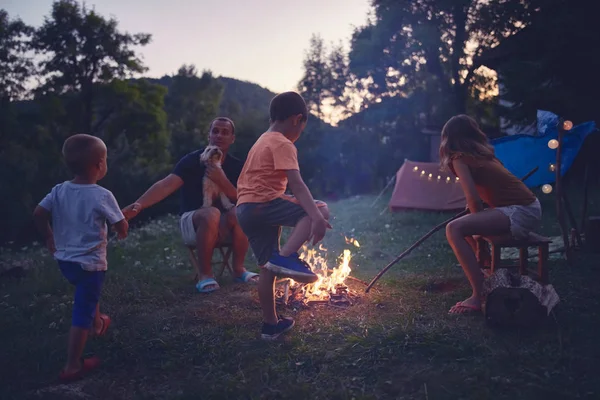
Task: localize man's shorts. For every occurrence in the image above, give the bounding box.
[180,209,232,246]
[495,198,542,240]
[58,260,105,329]
[236,197,327,266]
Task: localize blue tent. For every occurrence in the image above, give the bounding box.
[491,110,597,188]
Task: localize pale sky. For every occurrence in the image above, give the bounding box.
[3,0,372,93]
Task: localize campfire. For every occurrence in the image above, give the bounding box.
[276,238,361,308]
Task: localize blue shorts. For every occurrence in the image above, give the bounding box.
[236,197,327,265]
[58,260,106,329]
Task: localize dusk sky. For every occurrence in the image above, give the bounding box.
[3,0,372,93]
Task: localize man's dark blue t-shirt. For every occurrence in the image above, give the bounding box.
[172,148,244,215]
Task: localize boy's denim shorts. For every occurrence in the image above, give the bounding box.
[58,260,106,329]
[236,197,327,265]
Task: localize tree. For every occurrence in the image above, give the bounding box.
[297,34,332,119]
[165,65,224,161]
[480,0,600,126]
[347,0,536,123]
[0,10,34,102]
[33,0,151,133]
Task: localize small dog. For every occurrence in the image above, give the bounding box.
[199,145,234,210]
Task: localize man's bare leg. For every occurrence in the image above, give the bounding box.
[192,207,220,290]
[224,208,256,282]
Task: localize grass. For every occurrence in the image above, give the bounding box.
[1,188,600,399]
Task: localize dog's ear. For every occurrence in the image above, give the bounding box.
[199,148,210,163]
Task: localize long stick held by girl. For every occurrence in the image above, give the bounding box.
[439,115,542,315]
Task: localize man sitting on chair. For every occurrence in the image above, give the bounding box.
[122,117,258,293]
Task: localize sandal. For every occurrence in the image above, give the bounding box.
[234,271,259,284]
[448,301,482,315]
[58,356,101,383]
[196,278,220,293]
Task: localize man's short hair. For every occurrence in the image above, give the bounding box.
[62,134,104,175]
[210,117,235,135]
[269,92,308,122]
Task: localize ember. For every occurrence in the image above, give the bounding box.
[275,245,360,308]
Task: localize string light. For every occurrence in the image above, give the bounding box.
[413,166,419,172]
[446,177,451,183]
[549,164,556,172]
[455,177,460,183]
[548,139,559,149]
[542,184,553,194]
[563,120,573,131]
[437,175,441,181]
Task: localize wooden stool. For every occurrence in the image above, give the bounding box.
[478,232,552,283]
[188,243,233,282]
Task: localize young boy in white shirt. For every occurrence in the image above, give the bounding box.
[33,134,128,382]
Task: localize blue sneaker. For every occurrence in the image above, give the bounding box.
[261,316,295,340]
[264,252,318,283]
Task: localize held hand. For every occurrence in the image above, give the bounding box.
[309,217,333,246]
[206,163,227,185]
[122,203,142,221]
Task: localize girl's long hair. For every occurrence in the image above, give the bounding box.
[439,114,495,172]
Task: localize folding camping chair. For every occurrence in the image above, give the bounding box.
[187,242,233,282]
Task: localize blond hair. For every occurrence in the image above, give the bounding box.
[439,114,495,172]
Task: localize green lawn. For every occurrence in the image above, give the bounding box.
[1,189,600,399]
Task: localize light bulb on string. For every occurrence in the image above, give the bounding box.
[413,166,419,172]
[563,120,573,131]
[437,175,441,181]
[548,139,559,149]
[542,184,553,194]
[446,177,451,183]
[549,164,556,172]
[455,177,460,183]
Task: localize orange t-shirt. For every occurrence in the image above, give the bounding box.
[450,154,536,208]
[237,131,299,205]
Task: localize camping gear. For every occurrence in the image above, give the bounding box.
[366,167,539,293]
[389,159,466,211]
[387,111,596,212]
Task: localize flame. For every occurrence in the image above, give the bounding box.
[344,236,360,247]
[297,246,353,299]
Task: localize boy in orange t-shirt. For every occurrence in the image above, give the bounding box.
[236,91,331,340]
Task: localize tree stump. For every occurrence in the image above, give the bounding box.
[482,269,560,329]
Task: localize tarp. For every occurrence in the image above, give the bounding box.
[491,110,597,187]
[389,159,466,211]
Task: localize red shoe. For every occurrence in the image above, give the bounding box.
[58,356,101,383]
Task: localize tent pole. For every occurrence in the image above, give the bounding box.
[371,175,397,208]
[555,118,571,262]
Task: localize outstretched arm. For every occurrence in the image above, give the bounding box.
[33,206,56,254]
[122,174,183,220]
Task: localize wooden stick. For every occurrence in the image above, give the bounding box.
[364,166,539,293]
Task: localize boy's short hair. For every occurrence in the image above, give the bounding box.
[62,134,105,175]
[269,91,308,123]
[210,117,235,135]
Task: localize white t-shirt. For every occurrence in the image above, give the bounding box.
[39,181,125,271]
